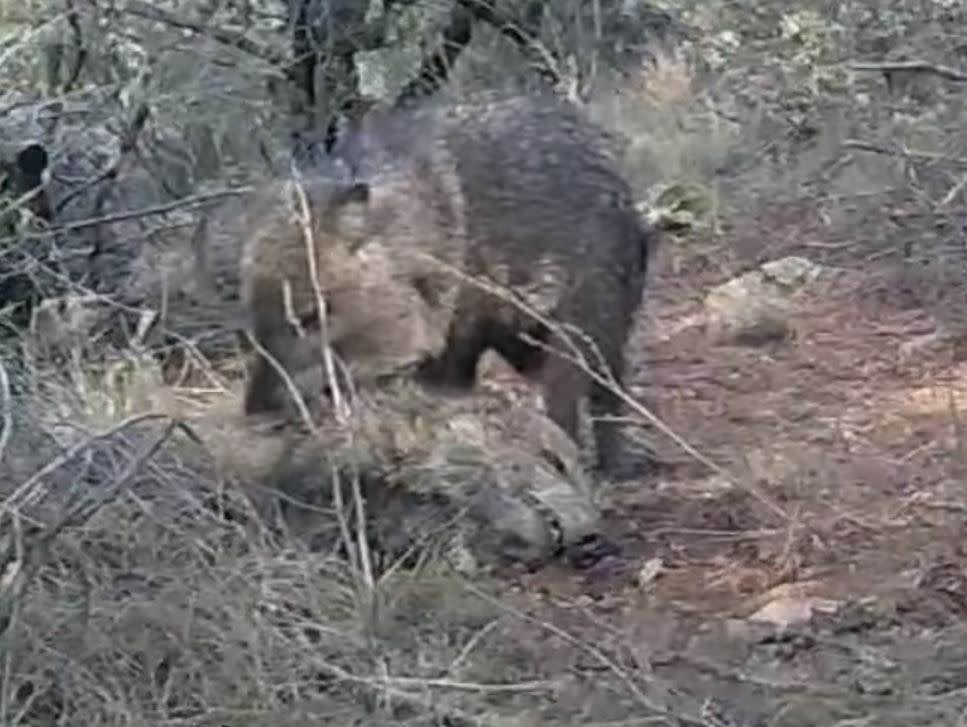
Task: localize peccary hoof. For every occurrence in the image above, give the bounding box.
[595,452,657,483]
[563,533,622,569]
[596,435,669,483]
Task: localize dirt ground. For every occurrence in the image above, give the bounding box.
[461,237,967,725]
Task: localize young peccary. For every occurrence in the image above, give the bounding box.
[231,170,452,414]
[328,94,652,479]
[235,94,651,480]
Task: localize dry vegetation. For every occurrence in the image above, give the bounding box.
[4,0,967,725]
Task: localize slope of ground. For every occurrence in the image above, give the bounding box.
[471,227,967,724]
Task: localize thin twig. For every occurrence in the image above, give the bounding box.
[61,0,87,93]
[843,139,967,166]
[53,102,151,215]
[243,334,317,432]
[285,174,377,631]
[849,60,967,83]
[0,14,64,73]
[306,655,514,726]
[0,359,11,465]
[408,251,790,521]
[44,419,179,542]
[0,187,252,246]
[121,1,288,70]
[456,577,685,720]
[0,412,173,515]
[287,177,349,423]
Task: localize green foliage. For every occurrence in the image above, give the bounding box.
[646,181,713,234]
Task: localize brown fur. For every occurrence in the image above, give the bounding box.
[232,173,456,415]
[225,94,651,480]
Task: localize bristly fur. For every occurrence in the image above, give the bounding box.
[203,94,652,481]
[326,93,653,480]
[192,376,608,570]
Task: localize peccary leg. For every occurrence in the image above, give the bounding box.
[245,330,327,415]
[493,323,548,377]
[245,326,303,414]
[588,361,628,478]
[244,348,285,414]
[421,308,549,390]
[537,352,587,457]
[243,276,317,415]
[586,330,659,482]
[545,309,636,482]
[416,322,487,392]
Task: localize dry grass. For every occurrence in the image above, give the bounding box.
[0,351,608,726]
[9,195,967,725]
[0,273,668,726]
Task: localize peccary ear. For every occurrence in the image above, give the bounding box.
[16,143,49,187]
[337,181,370,206]
[334,182,372,249]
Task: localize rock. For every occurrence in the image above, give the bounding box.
[704,256,826,344]
[897,330,956,366]
[748,595,841,629]
[746,581,841,629]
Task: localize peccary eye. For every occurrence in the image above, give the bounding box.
[287,308,321,337]
[541,448,569,477]
[299,311,318,329]
[546,515,564,552]
[286,315,311,338]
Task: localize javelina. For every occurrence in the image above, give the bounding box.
[192,374,612,571]
[321,94,652,480]
[0,95,197,341]
[234,163,457,415]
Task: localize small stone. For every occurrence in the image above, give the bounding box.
[704,256,827,345]
[636,557,666,588]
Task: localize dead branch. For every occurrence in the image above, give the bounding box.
[394,4,475,107]
[121,0,289,72]
[1,412,177,515]
[394,1,560,109]
[458,0,562,89]
[849,60,967,83]
[0,419,179,640]
[46,419,180,539]
[0,187,251,247]
[843,139,967,166]
[62,0,87,94]
[54,102,151,216]
[0,360,10,466]
[286,0,389,147]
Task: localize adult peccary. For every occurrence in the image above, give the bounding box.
[237,93,651,480]
[0,94,193,339]
[186,375,612,571]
